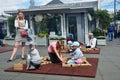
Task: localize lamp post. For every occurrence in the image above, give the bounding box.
[114,0,116,26]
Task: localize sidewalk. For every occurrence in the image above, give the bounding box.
[0,39,120,80]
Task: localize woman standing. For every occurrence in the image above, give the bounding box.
[7,11,28,62]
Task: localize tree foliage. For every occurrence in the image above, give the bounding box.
[116,10,120,20]
[8,16,15,34]
[95,10,112,29]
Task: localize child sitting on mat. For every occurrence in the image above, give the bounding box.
[26,41,41,70]
[67,41,84,64]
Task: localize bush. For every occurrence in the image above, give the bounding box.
[92,28,104,37]
[96,36,106,39]
[49,37,66,40]
[38,31,48,37]
[4,37,15,40]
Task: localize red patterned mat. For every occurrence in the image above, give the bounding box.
[4,58,99,78]
[0,48,13,53]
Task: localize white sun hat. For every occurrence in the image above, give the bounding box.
[29,41,36,46]
[71,41,80,47]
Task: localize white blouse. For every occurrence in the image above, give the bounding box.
[14,20,28,30]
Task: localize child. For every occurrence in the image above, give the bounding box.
[67,41,84,64]
[67,40,73,52]
[26,41,41,70]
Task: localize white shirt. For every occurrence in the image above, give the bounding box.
[15,20,28,30]
[27,49,41,64]
[87,37,97,48]
[71,48,84,60]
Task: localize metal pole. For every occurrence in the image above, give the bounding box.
[114,0,116,25]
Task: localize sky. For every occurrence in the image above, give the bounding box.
[0,0,120,15]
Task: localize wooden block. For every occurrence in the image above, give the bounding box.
[48,61,52,64]
[82,57,86,61]
[87,48,93,51]
[80,59,92,66]
[19,61,26,64]
[46,56,50,61]
[64,56,71,59]
[80,47,87,50]
[64,45,69,49]
[94,48,99,50]
[80,63,91,66]
[64,57,69,61]
[61,50,67,53]
[3,43,9,46]
[42,56,50,61]
[42,57,46,61]
[14,67,23,70]
[71,64,80,67]
[41,59,44,62]
[41,61,52,65]
[41,56,44,60]
[41,62,47,65]
[45,61,51,64]
[13,63,23,70]
[62,63,71,67]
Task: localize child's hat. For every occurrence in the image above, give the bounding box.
[67,40,73,45]
[29,41,35,46]
[89,33,93,35]
[71,41,80,47]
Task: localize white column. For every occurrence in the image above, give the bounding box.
[96,18,99,28]
[29,15,35,35]
[28,15,36,43]
[63,13,66,37]
[60,14,64,36]
[60,13,66,45]
[84,13,89,44]
[60,13,66,37]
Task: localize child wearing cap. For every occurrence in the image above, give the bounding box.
[67,41,84,64]
[67,40,73,52]
[26,41,41,70]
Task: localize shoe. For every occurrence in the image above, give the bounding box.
[27,66,36,70]
[7,59,12,63]
[21,57,25,60]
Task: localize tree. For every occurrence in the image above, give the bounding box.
[35,14,50,37]
[116,10,120,20]
[8,16,15,34]
[94,10,112,30]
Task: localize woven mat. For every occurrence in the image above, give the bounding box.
[4,58,99,78]
[83,48,100,54]
[62,48,100,54]
[0,48,13,53]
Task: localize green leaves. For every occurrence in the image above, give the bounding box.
[8,16,15,34]
[116,10,120,20]
[94,10,112,29]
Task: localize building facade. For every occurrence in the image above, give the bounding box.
[5,0,99,44]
